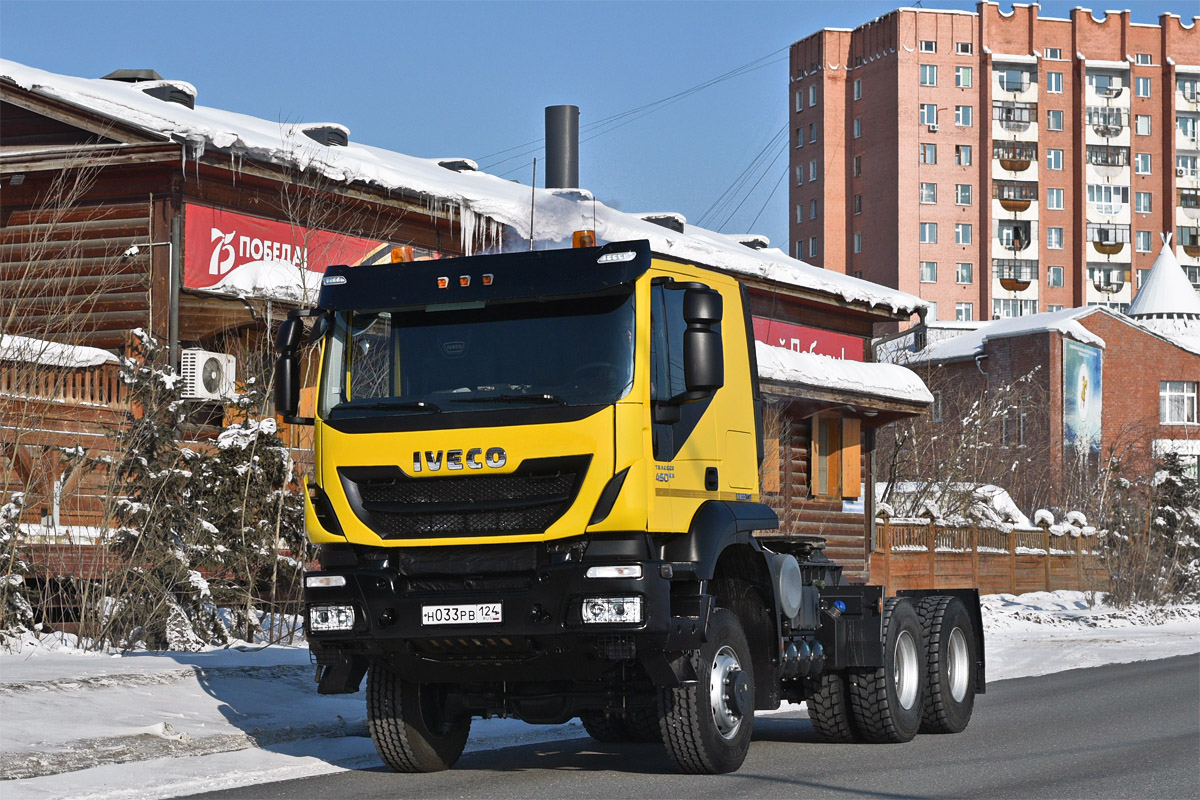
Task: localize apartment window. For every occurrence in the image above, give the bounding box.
[1180,155,1200,178]
[1047,187,1064,210]
[1047,227,1064,249]
[920,223,938,244]
[853,117,862,138]
[1161,381,1198,424]
[853,232,862,253]
[1047,72,1063,93]
[1179,78,1200,101]
[956,262,973,284]
[1047,110,1064,131]
[956,66,973,88]
[920,182,937,204]
[1046,149,1063,170]
[920,143,937,164]
[1135,192,1152,213]
[796,91,803,113]
[810,122,818,143]
[1048,265,1064,287]
[1048,304,1064,312]
[920,64,938,86]
[1136,53,1152,66]
[955,145,972,166]
[1135,115,1151,136]
[955,223,973,245]
[796,204,803,223]
[920,261,938,282]
[854,194,862,214]
[1180,115,1199,143]
[993,298,1038,318]
[927,302,938,321]
[956,302,974,321]
[809,85,817,107]
[956,42,973,56]
[809,159,818,182]
[1136,77,1151,98]
[809,236,818,258]
[1135,153,1151,174]
[1137,230,1152,252]
[853,79,862,100]
[853,156,862,177]
[1087,184,1130,214]
[956,184,972,205]
[795,165,804,185]
[810,199,818,220]
[920,40,937,53]
[920,104,938,125]
[812,413,861,500]
[955,105,973,127]
[795,127,804,148]
[1044,47,1062,59]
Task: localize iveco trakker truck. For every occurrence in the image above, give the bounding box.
[275,240,984,775]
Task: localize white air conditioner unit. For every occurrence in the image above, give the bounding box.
[928,124,940,132]
[180,349,236,401]
[1179,168,1188,177]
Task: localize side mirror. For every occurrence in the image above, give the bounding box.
[683,289,723,394]
[276,317,304,354]
[274,314,314,424]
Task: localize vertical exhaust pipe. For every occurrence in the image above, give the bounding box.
[544,105,579,189]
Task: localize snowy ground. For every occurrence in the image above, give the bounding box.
[2,591,1198,800]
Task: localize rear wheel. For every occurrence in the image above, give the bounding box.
[658,608,754,774]
[367,662,471,772]
[917,596,977,733]
[849,597,926,743]
[807,671,858,742]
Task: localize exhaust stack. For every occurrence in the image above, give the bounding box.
[544,105,579,189]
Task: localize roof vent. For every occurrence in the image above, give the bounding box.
[137,80,197,110]
[101,68,163,83]
[437,158,478,172]
[638,212,686,233]
[732,234,770,250]
[300,123,349,147]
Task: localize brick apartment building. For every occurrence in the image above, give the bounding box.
[789,1,1200,323]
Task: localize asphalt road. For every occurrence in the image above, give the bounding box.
[189,654,1199,799]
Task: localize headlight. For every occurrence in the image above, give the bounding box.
[309,604,356,631]
[585,564,643,579]
[581,596,642,624]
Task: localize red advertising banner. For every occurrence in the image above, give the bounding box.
[752,317,864,362]
[183,203,433,290]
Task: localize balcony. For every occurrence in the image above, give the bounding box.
[1085,144,1129,168]
[1180,188,1200,220]
[993,101,1037,133]
[1178,226,1200,258]
[1088,264,1129,294]
[997,70,1032,93]
[993,258,1038,291]
[993,180,1038,213]
[993,140,1036,172]
[1087,222,1130,256]
[1086,107,1128,139]
[997,221,1033,252]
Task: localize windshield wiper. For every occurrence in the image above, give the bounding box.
[343,400,442,413]
[451,392,568,406]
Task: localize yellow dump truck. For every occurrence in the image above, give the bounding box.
[275,240,984,775]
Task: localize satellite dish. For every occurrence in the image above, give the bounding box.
[201,356,225,394]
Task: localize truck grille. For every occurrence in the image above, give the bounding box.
[339,456,590,539]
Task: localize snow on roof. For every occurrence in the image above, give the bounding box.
[0,58,927,318]
[0,334,118,368]
[1135,317,1200,357]
[1126,238,1200,319]
[900,307,1111,365]
[755,341,933,404]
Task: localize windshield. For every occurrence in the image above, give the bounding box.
[319,291,635,417]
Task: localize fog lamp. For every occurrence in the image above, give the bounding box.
[581,596,642,624]
[309,605,355,631]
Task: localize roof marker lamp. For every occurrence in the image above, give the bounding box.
[437,276,449,289]
[597,251,636,264]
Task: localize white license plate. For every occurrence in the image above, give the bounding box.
[421,603,503,626]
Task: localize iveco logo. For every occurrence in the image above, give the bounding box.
[412,447,507,472]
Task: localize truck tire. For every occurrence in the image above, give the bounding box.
[807,671,858,743]
[657,608,754,774]
[367,662,470,772]
[580,708,661,743]
[848,597,926,743]
[917,596,976,734]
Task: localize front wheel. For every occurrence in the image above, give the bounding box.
[658,608,754,774]
[367,662,471,772]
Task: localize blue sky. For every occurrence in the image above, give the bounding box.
[1,1,1191,251]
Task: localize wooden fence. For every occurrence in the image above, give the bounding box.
[869,516,1107,596]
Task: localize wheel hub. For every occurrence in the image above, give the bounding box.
[710,646,745,739]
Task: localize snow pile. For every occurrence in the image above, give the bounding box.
[0,334,117,369]
[208,261,324,305]
[755,342,933,404]
[898,306,1111,365]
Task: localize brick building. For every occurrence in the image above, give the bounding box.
[789,2,1200,323]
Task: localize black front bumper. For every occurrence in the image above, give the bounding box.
[305,553,710,691]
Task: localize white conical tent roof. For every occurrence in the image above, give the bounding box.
[1127,236,1200,318]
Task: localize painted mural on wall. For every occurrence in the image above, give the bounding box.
[1062,340,1103,454]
